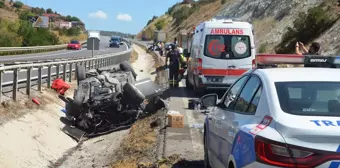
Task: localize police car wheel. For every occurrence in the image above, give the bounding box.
[204,127,212,168]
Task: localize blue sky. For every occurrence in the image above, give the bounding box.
[24,0,182,34]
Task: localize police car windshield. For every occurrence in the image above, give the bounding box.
[275,82,340,116]
[204,35,251,59]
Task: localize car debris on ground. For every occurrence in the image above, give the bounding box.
[58,61,167,141]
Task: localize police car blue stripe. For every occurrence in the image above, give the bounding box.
[328,145,340,168]
[231,130,256,168]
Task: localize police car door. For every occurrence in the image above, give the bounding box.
[209,75,249,167]
[227,29,254,84]
[218,75,262,167]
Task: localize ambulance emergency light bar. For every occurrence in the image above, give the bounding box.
[256,54,340,68]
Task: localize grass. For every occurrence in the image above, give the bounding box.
[111,112,161,168]
[53,31,87,44]
[130,48,139,63]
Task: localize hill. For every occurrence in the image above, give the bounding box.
[0,0,87,47]
[138,0,340,54]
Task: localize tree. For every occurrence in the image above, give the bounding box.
[13,1,24,8]
[46,8,53,14]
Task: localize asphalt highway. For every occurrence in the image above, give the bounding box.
[1,36,130,92]
[0,36,127,62]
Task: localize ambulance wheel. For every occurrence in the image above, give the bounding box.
[204,126,212,168]
[185,75,193,90]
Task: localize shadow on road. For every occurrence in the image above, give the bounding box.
[171,160,204,168]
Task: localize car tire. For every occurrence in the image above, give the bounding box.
[119,61,137,79]
[76,64,86,85]
[204,127,212,168]
[123,82,145,104]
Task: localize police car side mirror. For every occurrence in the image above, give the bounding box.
[200,93,218,107]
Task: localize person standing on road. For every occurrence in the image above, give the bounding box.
[177,47,188,80]
[159,42,164,56]
[295,41,321,55]
[166,44,181,88]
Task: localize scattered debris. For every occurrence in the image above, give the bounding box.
[31,97,40,105]
[51,78,71,95]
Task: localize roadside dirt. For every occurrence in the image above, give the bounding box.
[0,78,79,168]
[112,44,206,168]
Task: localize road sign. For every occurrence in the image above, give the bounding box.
[33,16,49,28]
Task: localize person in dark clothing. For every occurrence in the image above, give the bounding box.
[295,41,321,55]
[165,44,181,88]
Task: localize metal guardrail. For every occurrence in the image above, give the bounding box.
[0,41,87,52]
[0,39,132,102]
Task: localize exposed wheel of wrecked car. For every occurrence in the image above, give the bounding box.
[120,61,138,79]
[76,64,86,84]
[123,82,145,104]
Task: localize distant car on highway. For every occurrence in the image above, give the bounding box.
[67,40,82,50]
[201,54,340,168]
[110,36,122,48]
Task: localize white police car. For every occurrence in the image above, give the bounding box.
[201,54,340,168]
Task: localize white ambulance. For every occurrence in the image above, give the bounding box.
[184,18,256,95]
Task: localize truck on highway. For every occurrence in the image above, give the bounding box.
[88,30,100,40]
[153,30,166,42]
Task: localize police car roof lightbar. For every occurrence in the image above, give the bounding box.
[256,54,340,68]
[256,54,304,65]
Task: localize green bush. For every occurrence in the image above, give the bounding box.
[172,6,196,26]
[0,19,60,47]
[146,16,158,26]
[0,1,4,8]
[155,19,166,30]
[58,27,81,36]
[221,0,226,4]
[13,1,23,8]
[275,4,339,53]
[258,43,267,53]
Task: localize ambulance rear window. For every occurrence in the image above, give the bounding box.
[204,35,251,59]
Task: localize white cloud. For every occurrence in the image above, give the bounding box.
[88,11,108,20]
[116,13,132,22]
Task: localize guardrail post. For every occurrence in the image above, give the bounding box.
[26,67,32,96]
[69,63,72,82]
[75,62,78,80]
[0,71,2,102]
[90,60,93,69]
[63,63,67,81]
[13,68,18,101]
[56,64,60,79]
[38,67,42,92]
[84,61,87,70]
[47,65,52,88]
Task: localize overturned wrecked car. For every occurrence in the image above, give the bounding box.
[59,61,166,141]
